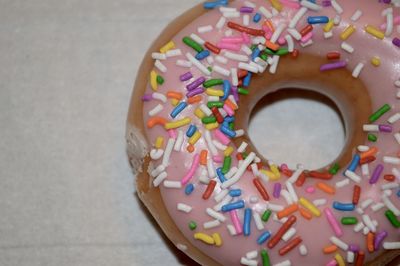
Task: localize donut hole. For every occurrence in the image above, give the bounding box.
[247,89,346,170]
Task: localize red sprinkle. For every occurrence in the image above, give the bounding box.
[202,180,217,200]
[237,69,248,79]
[291,49,299,58]
[278,236,303,255]
[227,21,265,36]
[300,24,313,36]
[295,172,307,187]
[211,107,224,123]
[307,171,333,180]
[267,215,297,248]
[384,174,396,182]
[253,178,270,201]
[205,41,221,54]
[352,185,361,205]
[355,251,365,266]
[326,51,341,60]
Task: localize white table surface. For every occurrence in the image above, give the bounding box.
[0,1,344,265]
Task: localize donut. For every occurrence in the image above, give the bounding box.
[126,0,400,265]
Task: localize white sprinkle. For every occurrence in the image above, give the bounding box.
[395,80,400,88]
[223,11,240,18]
[163,180,182,188]
[177,203,192,213]
[300,0,321,11]
[392,167,400,179]
[250,196,259,203]
[287,165,304,183]
[357,145,370,152]
[198,174,210,184]
[214,189,229,203]
[285,35,294,52]
[238,142,248,153]
[173,130,184,151]
[253,212,264,230]
[148,104,164,116]
[186,52,211,76]
[224,29,233,36]
[388,112,400,124]
[382,194,400,216]
[152,92,167,103]
[286,181,298,202]
[287,28,302,41]
[273,260,292,266]
[313,198,327,207]
[382,182,399,190]
[225,166,238,179]
[243,14,250,26]
[207,160,216,179]
[213,139,227,151]
[271,7,279,16]
[336,178,350,188]
[362,226,370,235]
[361,164,369,176]
[176,59,192,68]
[362,214,376,232]
[166,49,182,57]
[225,51,249,62]
[299,244,308,256]
[269,55,280,74]
[259,6,272,19]
[384,189,393,196]
[238,62,259,73]
[152,52,167,60]
[347,251,355,263]
[244,1,256,8]
[213,65,231,76]
[241,44,253,55]
[155,60,167,73]
[383,156,400,165]
[352,63,364,78]
[383,242,400,249]
[351,10,363,22]
[281,190,294,205]
[324,31,333,39]
[176,243,187,251]
[200,104,212,116]
[270,23,286,43]
[203,219,221,229]
[267,202,284,212]
[345,170,361,183]
[150,164,165,177]
[341,42,354,53]
[273,215,288,223]
[395,133,400,145]
[198,25,213,33]
[213,195,232,211]
[231,68,239,86]
[206,208,226,222]
[354,222,364,232]
[331,0,343,14]
[240,257,258,266]
[300,39,313,48]
[150,148,164,160]
[330,236,348,251]
[363,124,379,132]
[227,224,237,236]
[221,152,256,189]
[361,198,373,209]
[385,9,394,37]
[153,171,167,187]
[334,15,341,25]
[356,207,364,215]
[216,55,228,64]
[162,138,175,167]
[371,202,385,212]
[246,250,258,260]
[216,16,226,30]
[282,228,297,242]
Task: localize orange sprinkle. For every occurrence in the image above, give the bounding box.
[360,147,378,160]
[295,172,306,187]
[186,144,195,153]
[147,117,167,128]
[277,204,298,219]
[225,98,238,110]
[359,156,376,165]
[166,91,183,100]
[200,150,208,165]
[265,40,280,51]
[299,207,312,220]
[367,232,375,253]
[187,95,202,104]
[352,185,361,205]
[316,182,336,195]
[264,20,275,32]
[323,244,338,254]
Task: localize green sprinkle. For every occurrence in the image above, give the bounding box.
[238,87,249,95]
[329,163,340,175]
[229,122,234,130]
[203,79,224,88]
[261,209,272,222]
[369,103,391,122]
[368,133,377,142]
[261,249,271,266]
[207,66,212,72]
[207,101,223,108]
[265,47,289,56]
[250,44,257,51]
[156,75,164,85]
[222,156,232,174]
[260,53,269,61]
[182,36,203,52]
[385,210,400,228]
[189,221,197,230]
[242,152,248,159]
[201,116,217,124]
[341,217,358,225]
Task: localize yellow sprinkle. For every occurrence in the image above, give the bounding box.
[323,19,334,32]
[206,88,224,97]
[224,146,234,157]
[340,25,356,40]
[260,169,279,181]
[299,197,321,217]
[205,122,219,130]
[189,131,202,145]
[194,108,205,119]
[155,136,164,149]
[165,117,191,129]
[365,25,385,40]
[269,0,283,12]
[371,56,381,67]
[160,41,175,53]
[335,253,345,266]
[270,164,281,179]
[212,233,223,247]
[194,233,215,245]
[170,98,179,107]
[150,70,158,91]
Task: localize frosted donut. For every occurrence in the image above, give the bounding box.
[126,1,400,265]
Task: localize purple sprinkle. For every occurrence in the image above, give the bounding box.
[369,164,384,184]
[186,87,204,98]
[374,230,388,250]
[142,94,153,101]
[273,183,281,198]
[393,37,400,48]
[180,72,193,81]
[240,6,254,13]
[381,0,391,3]
[231,86,239,102]
[320,61,347,71]
[379,124,392,132]
[321,0,332,7]
[348,244,360,252]
[186,76,206,91]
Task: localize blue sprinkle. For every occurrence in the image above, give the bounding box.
[307,0,316,3]
[229,189,242,197]
[253,13,261,23]
[397,189,400,197]
[243,208,252,236]
[333,201,355,211]
[203,0,228,9]
[220,125,236,138]
[224,116,235,123]
[243,72,252,87]
[257,231,271,245]
[195,50,210,60]
[170,102,187,118]
[186,125,197,137]
[217,167,227,183]
[185,183,194,195]
[221,80,231,101]
[221,200,245,212]
[251,48,261,61]
[307,16,329,24]
[346,154,360,173]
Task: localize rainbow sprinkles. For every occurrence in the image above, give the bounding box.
[139,0,400,265]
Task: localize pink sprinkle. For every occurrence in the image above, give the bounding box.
[305,186,315,194]
[241,32,251,44]
[223,104,235,116]
[168,129,177,138]
[230,210,243,234]
[181,154,200,185]
[262,25,272,34]
[280,0,301,9]
[380,16,400,30]
[213,155,223,163]
[324,208,343,237]
[214,129,231,145]
[301,31,313,43]
[217,42,241,51]
[264,31,273,40]
[326,259,337,266]
[278,36,286,45]
[220,36,244,44]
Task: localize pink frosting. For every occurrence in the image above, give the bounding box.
[140,1,400,265]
